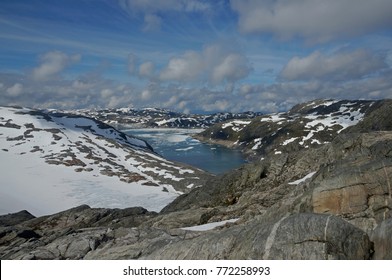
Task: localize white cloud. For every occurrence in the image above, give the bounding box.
[72,80,93,90]
[202,99,230,112]
[100,88,114,98]
[159,44,251,84]
[159,51,203,82]
[140,89,151,100]
[6,83,23,97]
[139,61,155,78]
[230,0,392,42]
[30,51,81,81]
[212,53,251,83]
[280,49,387,81]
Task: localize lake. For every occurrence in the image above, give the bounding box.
[123,128,247,174]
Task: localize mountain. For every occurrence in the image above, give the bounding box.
[1,99,392,260]
[58,107,262,128]
[195,99,389,160]
[0,106,210,216]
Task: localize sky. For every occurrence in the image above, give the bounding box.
[0,0,392,113]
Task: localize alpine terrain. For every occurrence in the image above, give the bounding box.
[0,106,210,216]
[1,99,392,260]
[58,107,262,129]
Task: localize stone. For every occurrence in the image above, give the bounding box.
[143,213,372,260]
[0,210,35,227]
[371,218,392,260]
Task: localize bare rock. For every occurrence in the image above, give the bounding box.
[0,210,35,227]
[370,218,392,260]
[143,213,372,260]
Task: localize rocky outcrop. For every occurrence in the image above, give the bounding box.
[307,132,392,232]
[0,205,158,259]
[141,213,371,260]
[0,210,35,227]
[0,208,372,260]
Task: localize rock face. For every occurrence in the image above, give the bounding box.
[1,99,391,260]
[141,213,371,260]
[371,218,392,259]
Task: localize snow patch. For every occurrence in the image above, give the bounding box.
[222,120,251,132]
[259,113,286,123]
[288,171,317,185]
[282,137,298,146]
[181,218,239,231]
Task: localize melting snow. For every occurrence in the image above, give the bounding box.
[222,120,251,132]
[181,218,239,231]
[259,113,286,123]
[288,171,317,185]
[0,107,200,216]
[251,138,263,150]
[282,137,298,146]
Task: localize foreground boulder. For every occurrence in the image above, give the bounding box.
[141,213,371,260]
[0,209,372,260]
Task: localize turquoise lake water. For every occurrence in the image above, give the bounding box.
[123,128,247,174]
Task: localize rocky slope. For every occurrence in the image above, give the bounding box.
[0,106,210,215]
[59,107,262,128]
[195,99,389,160]
[1,99,391,260]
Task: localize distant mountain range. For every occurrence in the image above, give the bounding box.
[55,107,263,128]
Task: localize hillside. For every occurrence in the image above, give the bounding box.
[0,106,210,216]
[1,99,391,260]
[195,99,390,160]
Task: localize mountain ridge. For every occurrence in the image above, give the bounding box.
[55,107,263,129]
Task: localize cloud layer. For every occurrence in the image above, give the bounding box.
[280,49,388,81]
[230,0,392,42]
[1,1,392,114]
[30,51,81,81]
[159,44,252,84]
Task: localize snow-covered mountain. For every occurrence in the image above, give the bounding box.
[58,107,262,128]
[196,99,389,159]
[0,106,209,216]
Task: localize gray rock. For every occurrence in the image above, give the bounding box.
[143,213,372,260]
[371,218,392,260]
[0,210,35,227]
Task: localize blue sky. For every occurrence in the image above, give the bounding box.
[1,0,392,113]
